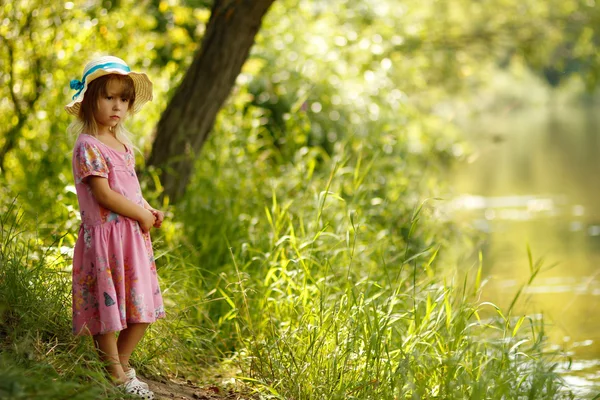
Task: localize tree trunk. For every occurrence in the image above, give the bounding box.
[147,0,275,203]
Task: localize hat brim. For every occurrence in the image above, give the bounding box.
[64,68,153,116]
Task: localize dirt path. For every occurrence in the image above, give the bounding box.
[143,376,256,400]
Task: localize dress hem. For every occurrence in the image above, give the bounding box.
[73,314,166,336]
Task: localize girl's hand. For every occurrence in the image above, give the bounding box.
[150,209,165,228]
[140,209,156,233]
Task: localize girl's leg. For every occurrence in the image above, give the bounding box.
[116,323,150,371]
[93,332,128,383]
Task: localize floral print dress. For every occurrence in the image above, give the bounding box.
[71,134,165,336]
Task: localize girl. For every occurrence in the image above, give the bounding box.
[66,56,165,399]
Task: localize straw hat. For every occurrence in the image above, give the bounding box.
[65,56,153,116]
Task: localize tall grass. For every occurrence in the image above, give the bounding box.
[151,125,574,398]
[0,125,574,399]
[0,199,133,399]
[249,196,565,398]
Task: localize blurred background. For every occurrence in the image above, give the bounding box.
[1,0,600,398]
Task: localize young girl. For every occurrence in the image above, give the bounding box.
[66,56,165,399]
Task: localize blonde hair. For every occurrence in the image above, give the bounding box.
[67,74,138,151]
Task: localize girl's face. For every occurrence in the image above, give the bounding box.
[93,79,131,134]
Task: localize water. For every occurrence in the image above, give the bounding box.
[449,106,600,395]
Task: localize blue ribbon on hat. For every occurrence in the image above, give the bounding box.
[70,62,131,100]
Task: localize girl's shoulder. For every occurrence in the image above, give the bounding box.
[76,133,98,144]
[73,134,108,160]
[75,134,105,151]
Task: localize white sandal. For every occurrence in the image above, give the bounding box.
[125,368,149,389]
[119,377,154,399]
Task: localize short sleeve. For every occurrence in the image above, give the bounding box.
[74,140,109,184]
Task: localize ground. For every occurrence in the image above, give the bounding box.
[143,375,257,400]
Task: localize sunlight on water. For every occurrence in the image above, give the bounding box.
[448,106,600,396]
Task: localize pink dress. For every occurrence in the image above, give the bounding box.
[71,133,165,336]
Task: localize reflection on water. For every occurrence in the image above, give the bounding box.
[449,106,600,395]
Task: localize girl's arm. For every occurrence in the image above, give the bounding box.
[88,176,155,232]
[142,198,154,211]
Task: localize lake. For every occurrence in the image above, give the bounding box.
[449,105,600,397]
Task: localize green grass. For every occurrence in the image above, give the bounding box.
[149,128,572,398]
[0,130,575,399]
[0,200,141,399]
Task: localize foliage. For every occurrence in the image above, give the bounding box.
[157,86,571,397]
[1,0,597,398]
